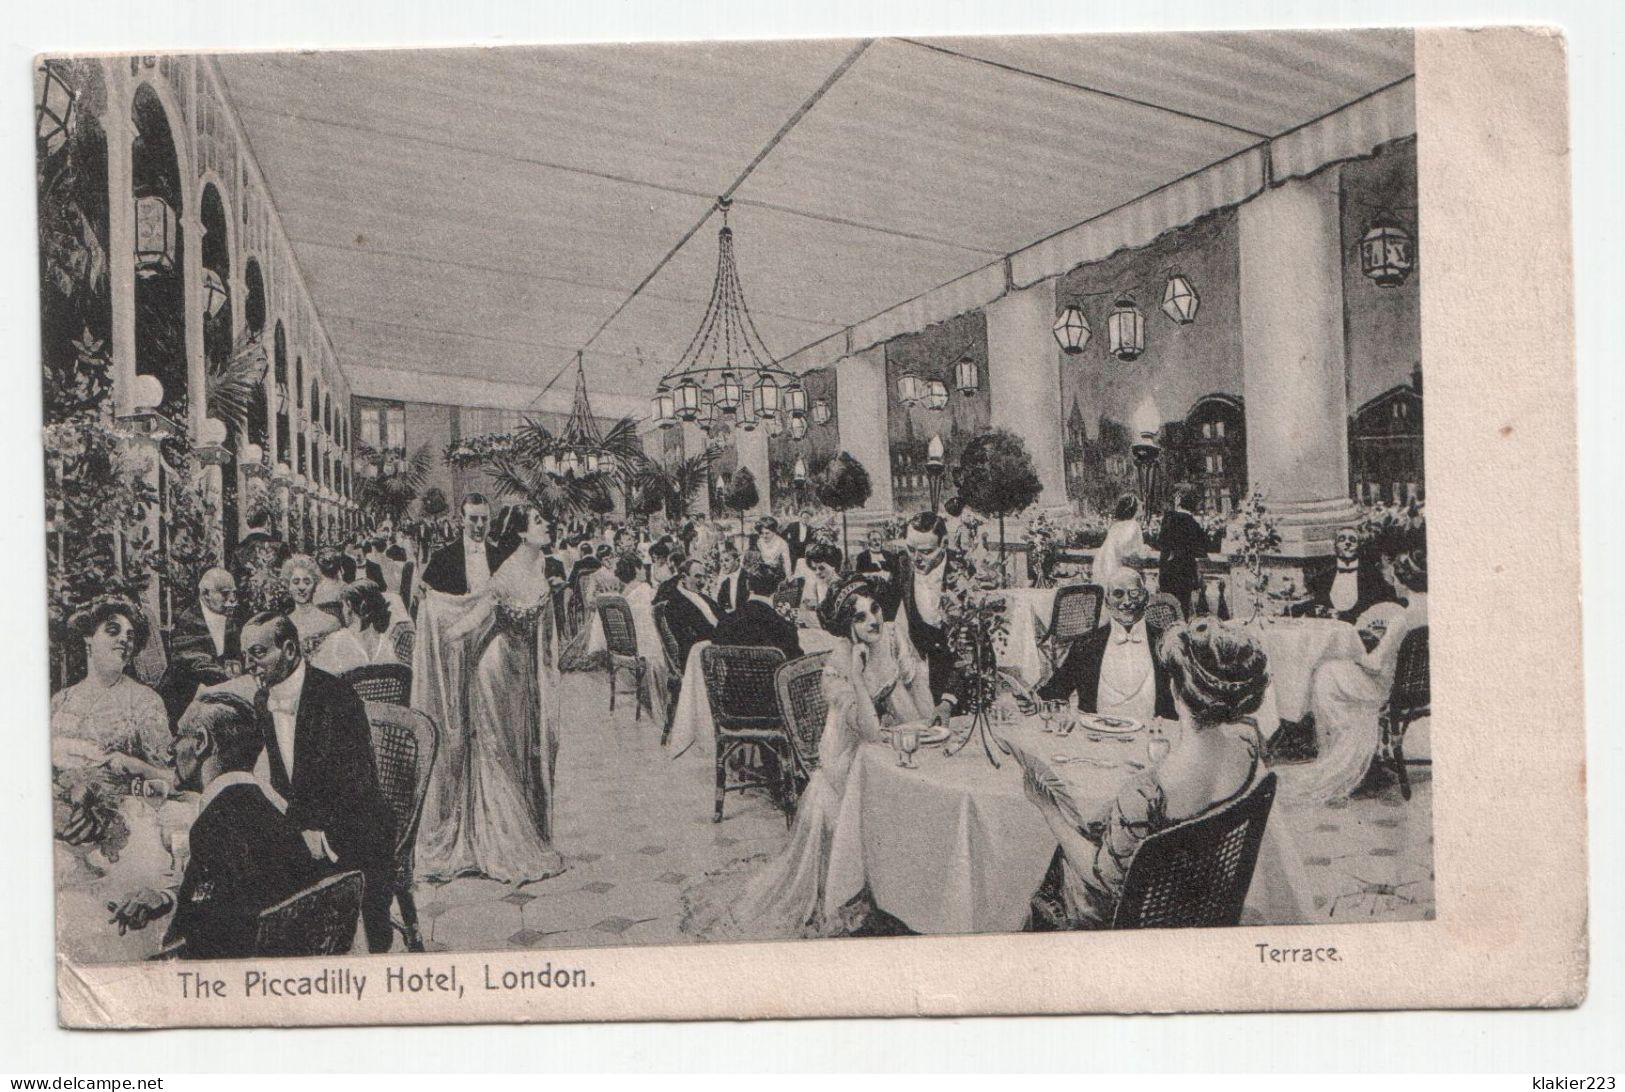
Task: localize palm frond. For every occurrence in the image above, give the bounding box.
[204,331,269,432]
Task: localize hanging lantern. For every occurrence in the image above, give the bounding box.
[897,371,923,406]
[1052,305,1091,355]
[954,355,980,394]
[674,379,702,422]
[34,60,76,158]
[765,413,785,437]
[202,268,229,316]
[1360,216,1414,287]
[785,381,808,419]
[541,451,561,478]
[924,379,949,411]
[652,384,675,429]
[243,441,264,466]
[811,398,832,426]
[1160,274,1199,324]
[1107,299,1145,362]
[583,450,603,476]
[713,369,743,414]
[792,455,808,484]
[788,415,808,440]
[737,397,758,432]
[558,450,580,478]
[134,193,178,278]
[753,373,780,419]
[926,433,946,469]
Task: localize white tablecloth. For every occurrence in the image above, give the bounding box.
[1246,618,1364,724]
[996,587,1057,683]
[665,629,840,759]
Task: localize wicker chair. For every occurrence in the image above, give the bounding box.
[596,595,651,721]
[1111,772,1277,929]
[1379,626,1430,800]
[771,578,804,615]
[342,662,413,706]
[700,644,790,823]
[774,651,832,801]
[652,601,685,746]
[391,622,416,666]
[253,870,366,957]
[1038,582,1103,671]
[1143,591,1185,631]
[364,700,439,952]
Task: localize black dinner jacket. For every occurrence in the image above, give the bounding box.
[714,569,748,614]
[663,587,720,670]
[1298,555,1396,623]
[160,604,243,723]
[1037,621,1177,720]
[254,667,394,882]
[890,549,970,696]
[420,539,512,596]
[712,598,803,664]
[784,522,809,567]
[165,781,328,960]
[1157,509,1209,597]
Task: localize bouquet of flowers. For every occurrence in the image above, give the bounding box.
[941,567,1013,766]
[1025,510,1061,587]
[1231,490,1283,621]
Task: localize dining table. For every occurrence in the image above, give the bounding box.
[665,627,841,758]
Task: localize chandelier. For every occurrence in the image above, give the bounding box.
[650,198,803,444]
[544,354,612,480]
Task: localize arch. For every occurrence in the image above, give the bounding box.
[128,78,194,217]
[243,259,267,338]
[130,81,188,418]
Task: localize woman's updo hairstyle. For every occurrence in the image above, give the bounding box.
[1392,544,1428,594]
[1157,618,1270,728]
[338,580,391,634]
[821,575,879,639]
[68,596,151,656]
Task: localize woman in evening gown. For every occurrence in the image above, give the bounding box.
[685,576,935,940]
[420,506,566,885]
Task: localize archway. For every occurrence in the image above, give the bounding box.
[131,83,187,424]
[200,182,241,554]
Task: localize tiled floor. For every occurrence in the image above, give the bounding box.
[408,669,1433,953]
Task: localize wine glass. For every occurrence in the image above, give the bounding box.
[899,728,921,769]
[892,728,907,768]
[1038,700,1056,733]
[1146,724,1172,766]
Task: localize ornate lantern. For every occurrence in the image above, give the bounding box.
[714,369,743,414]
[134,193,177,278]
[1160,274,1199,324]
[1052,304,1091,355]
[765,413,785,437]
[954,355,980,394]
[897,371,923,406]
[811,398,832,426]
[194,417,231,465]
[753,373,780,419]
[924,379,949,411]
[1107,299,1145,362]
[674,379,702,422]
[926,433,945,469]
[583,450,603,476]
[784,381,808,419]
[558,449,580,478]
[34,60,76,158]
[788,415,808,440]
[792,455,808,485]
[1360,216,1414,287]
[541,452,560,478]
[651,384,675,429]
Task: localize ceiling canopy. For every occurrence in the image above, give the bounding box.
[215,29,1413,416]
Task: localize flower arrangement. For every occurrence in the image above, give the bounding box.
[443,432,520,469]
[1231,490,1283,621]
[1025,510,1062,587]
[941,566,1013,766]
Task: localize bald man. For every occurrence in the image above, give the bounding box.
[1035,570,1177,723]
[160,568,245,723]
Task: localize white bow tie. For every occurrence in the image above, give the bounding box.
[1114,633,1144,646]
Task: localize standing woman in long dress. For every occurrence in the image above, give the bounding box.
[1095,493,1144,589]
[426,506,567,885]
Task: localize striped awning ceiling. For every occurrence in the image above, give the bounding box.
[215,29,1413,415]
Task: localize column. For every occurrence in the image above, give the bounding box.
[182,209,207,435]
[834,344,894,514]
[103,87,137,417]
[1238,168,1361,556]
[734,421,771,516]
[985,276,1068,509]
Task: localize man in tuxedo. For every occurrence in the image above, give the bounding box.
[566,540,602,588]
[1293,525,1396,623]
[419,494,509,597]
[663,558,721,669]
[854,529,900,620]
[1034,569,1177,721]
[1158,484,1210,618]
[713,563,803,663]
[784,507,815,571]
[713,545,749,614]
[109,692,327,959]
[161,568,243,723]
[239,612,396,953]
[362,538,388,588]
[891,513,965,726]
[649,541,678,603]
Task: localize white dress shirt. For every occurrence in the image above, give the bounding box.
[912,559,947,629]
[1329,564,1361,614]
[464,537,491,593]
[202,606,228,656]
[1097,618,1157,723]
[261,660,306,782]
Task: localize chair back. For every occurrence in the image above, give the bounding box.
[701,644,787,731]
[774,652,831,774]
[1112,772,1277,929]
[364,700,439,864]
[343,662,413,706]
[596,595,640,658]
[562,586,585,638]
[1049,583,1103,645]
[1390,626,1430,716]
[652,601,683,673]
[1143,592,1184,631]
[391,623,416,666]
[253,871,366,957]
[771,578,804,615]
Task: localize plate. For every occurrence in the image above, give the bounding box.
[882,724,951,746]
[1078,714,1142,735]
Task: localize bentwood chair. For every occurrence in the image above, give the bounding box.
[1037,582,1103,672]
[1379,626,1431,800]
[390,622,416,666]
[773,651,832,818]
[343,662,413,706]
[596,595,651,722]
[1110,772,1277,930]
[701,644,790,823]
[1143,592,1185,631]
[252,871,366,957]
[652,601,684,745]
[364,700,439,952]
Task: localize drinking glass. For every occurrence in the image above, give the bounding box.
[899,728,921,769]
[1038,700,1055,733]
[892,729,907,768]
[1146,725,1172,766]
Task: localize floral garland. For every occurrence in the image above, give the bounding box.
[443,432,519,469]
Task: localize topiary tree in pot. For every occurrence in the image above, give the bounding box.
[814,451,872,559]
[954,428,1044,588]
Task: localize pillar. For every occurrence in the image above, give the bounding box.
[103,88,137,417]
[834,344,894,514]
[986,276,1068,510]
[1238,168,1360,557]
